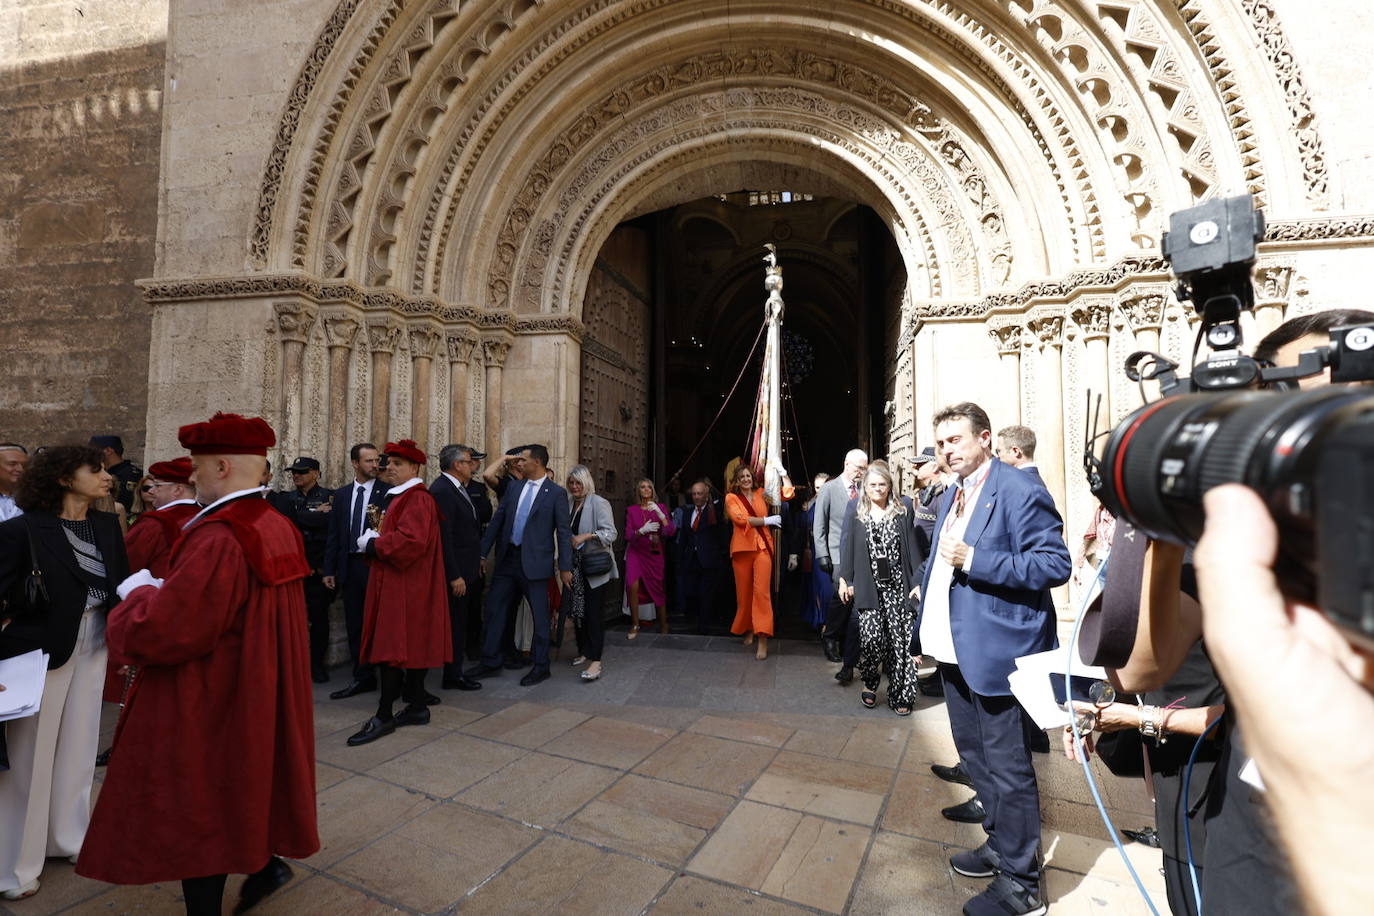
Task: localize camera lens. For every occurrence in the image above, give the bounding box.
[1093,388,1374,553]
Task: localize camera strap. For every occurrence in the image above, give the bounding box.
[1077,520,1148,669]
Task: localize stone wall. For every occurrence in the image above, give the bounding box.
[0,0,168,458]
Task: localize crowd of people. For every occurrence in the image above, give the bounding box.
[0,310,1371,914]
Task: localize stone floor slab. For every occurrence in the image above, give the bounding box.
[314,721,445,772]
[540,715,677,769]
[367,731,523,798]
[649,875,816,915]
[252,874,403,914]
[745,750,893,825]
[633,732,778,796]
[562,773,734,865]
[458,835,672,915]
[880,770,987,848]
[688,714,794,747]
[839,721,910,769]
[459,702,590,748]
[848,830,961,916]
[455,752,619,827]
[305,774,438,868]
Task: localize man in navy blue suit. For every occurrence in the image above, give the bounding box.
[431,444,486,692]
[323,442,389,699]
[919,403,1070,916]
[672,480,729,633]
[467,444,573,686]
[995,425,1047,492]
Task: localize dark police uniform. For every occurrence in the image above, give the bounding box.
[108,459,143,516]
[272,477,336,679]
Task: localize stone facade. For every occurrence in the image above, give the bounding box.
[7,1,1374,535]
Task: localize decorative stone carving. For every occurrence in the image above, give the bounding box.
[273,301,318,343]
[1120,292,1168,333]
[366,319,402,353]
[1071,301,1113,340]
[322,314,360,349]
[482,339,512,368]
[446,333,476,364]
[408,325,442,359]
[988,323,1023,355]
[1028,314,1065,347]
[1255,263,1295,305]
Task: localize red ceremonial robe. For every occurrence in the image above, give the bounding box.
[103,502,200,701]
[360,484,451,669]
[77,497,320,884]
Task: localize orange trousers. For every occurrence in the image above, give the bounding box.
[730,549,773,637]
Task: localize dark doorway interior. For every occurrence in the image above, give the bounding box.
[580,192,905,638]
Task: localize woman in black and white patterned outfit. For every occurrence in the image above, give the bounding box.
[0,445,129,901]
[836,462,925,716]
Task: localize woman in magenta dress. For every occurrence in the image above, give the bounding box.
[623,478,676,638]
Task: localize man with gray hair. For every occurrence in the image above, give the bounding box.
[813,447,867,671]
[432,443,486,692]
[0,444,28,522]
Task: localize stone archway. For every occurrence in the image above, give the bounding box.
[142,0,1365,550]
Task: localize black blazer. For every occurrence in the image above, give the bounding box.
[323,479,389,585]
[836,497,924,612]
[431,474,482,584]
[672,498,729,570]
[0,511,129,669]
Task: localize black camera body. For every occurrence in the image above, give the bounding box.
[1085,194,1374,654]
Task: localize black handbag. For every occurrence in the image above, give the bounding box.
[580,547,613,577]
[1,517,48,623]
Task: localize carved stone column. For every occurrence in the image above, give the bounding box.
[1027,313,1066,511]
[1121,290,1167,406]
[273,301,318,461]
[1254,263,1295,338]
[1071,299,1113,433]
[987,322,1024,424]
[366,318,402,444]
[446,332,477,445]
[482,338,512,455]
[408,325,442,452]
[322,312,360,484]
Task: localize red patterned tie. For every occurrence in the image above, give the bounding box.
[954,486,967,519]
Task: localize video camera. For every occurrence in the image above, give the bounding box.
[1083,194,1374,654]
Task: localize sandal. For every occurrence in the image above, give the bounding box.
[894,706,912,717]
[571,656,587,667]
[861,691,877,708]
[627,626,640,641]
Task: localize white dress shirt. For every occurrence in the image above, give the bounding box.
[919,458,993,665]
[0,492,21,522]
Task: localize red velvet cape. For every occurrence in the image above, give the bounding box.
[103,503,201,701]
[77,497,320,884]
[361,484,451,669]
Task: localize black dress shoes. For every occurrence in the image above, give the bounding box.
[519,669,551,687]
[834,665,854,686]
[95,748,112,767]
[931,761,975,789]
[503,656,531,670]
[330,679,378,700]
[822,636,842,663]
[422,691,441,706]
[917,675,945,697]
[441,675,483,691]
[233,855,293,913]
[465,664,503,679]
[346,716,396,746]
[942,796,987,824]
[394,705,431,727]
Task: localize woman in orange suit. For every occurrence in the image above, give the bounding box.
[725,465,783,660]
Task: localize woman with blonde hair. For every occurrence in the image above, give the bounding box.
[725,464,782,659]
[565,465,617,681]
[623,477,674,638]
[836,462,925,714]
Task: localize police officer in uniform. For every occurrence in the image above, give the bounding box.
[272,456,336,682]
[90,435,143,517]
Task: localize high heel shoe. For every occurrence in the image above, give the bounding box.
[627,626,640,641]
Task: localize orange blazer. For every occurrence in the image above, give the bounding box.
[725,490,771,555]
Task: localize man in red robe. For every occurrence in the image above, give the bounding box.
[77,413,319,916]
[347,439,451,746]
[99,457,201,751]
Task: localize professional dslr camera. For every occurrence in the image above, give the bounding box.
[1083,194,1374,652]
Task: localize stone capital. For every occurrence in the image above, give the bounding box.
[1254,263,1295,306]
[446,333,477,364]
[1070,300,1113,340]
[1120,291,1167,332]
[986,322,1023,355]
[1028,314,1064,347]
[482,338,512,368]
[273,301,318,344]
[321,313,360,349]
[408,325,442,359]
[366,318,403,354]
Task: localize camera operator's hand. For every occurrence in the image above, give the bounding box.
[1196,484,1374,915]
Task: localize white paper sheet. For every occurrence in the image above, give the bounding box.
[0,649,49,722]
[1010,646,1109,732]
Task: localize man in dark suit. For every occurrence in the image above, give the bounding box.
[467,444,572,686]
[813,448,867,666]
[323,442,388,698]
[919,402,1070,916]
[462,473,493,661]
[995,425,1047,491]
[671,479,729,633]
[271,456,335,683]
[431,444,485,691]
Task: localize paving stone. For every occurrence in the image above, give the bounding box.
[367,731,524,798]
[563,773,734,865]
[305,774,438,868]
[314,721,446,773]
[459,702,591,748]
[880,770,987,847]
[458,835,672,914]
[649,875,816,915]
[848,830,960,916]
[839,720,911,768]
[634,732,778,796]
[251,874,404,914]
[688,714,794,747]
[456,752,619,827]
[541,715,677,768]
[745,750,894,825]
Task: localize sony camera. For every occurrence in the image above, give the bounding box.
[1084,194,1374,652]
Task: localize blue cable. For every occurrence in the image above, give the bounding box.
[1182,714,1222,914]
[1064,559,1163,916]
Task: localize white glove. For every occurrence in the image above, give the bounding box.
[117,569,164,600]
[765,514,782,527]
[787,554,798,572]
[356,529,380,551]
[639,521,660,535]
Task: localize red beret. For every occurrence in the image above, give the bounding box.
[177,412,276,456]
[147,456,193,484]
[384,439,426,465]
